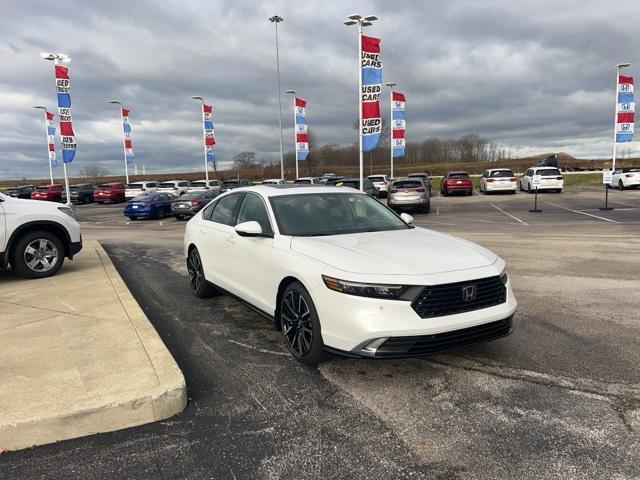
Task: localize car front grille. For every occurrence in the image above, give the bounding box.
[411,276,506,318]
[374,316,513,357]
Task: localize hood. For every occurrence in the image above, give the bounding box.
[6,196,63,211]
[290,228,497,275]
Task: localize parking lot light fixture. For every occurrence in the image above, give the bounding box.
[42,52,72,206]
[344,14,379,191]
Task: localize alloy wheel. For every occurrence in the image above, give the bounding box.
[187,249,204,294]
[23,239,59,273]
[281,289,313,357]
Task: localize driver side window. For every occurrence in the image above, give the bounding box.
[236,193,273,234]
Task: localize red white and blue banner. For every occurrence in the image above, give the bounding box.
[295,97,309,161]
[121,108,134,164]
[203,104,216,163]
[54,65,77,163]
[392,92,406,157]
[361,35,382,152]
[45,111,57,167]
[616,74,634,142]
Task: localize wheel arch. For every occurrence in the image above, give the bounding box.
[4,221,72,267]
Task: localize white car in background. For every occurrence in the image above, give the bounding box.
[610,167,640,190]
[479,168,517,194]
[184,186,516,364]
[188,179,224,193]
[157,180,190,196]
[125,181,159,199]
[520,167,564,193]
[294,177,322,185]
[367,174,391,197]
[0,192,82,278]
[262,179,286,185]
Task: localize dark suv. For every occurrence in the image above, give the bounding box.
[62,183,96,204]
[6,185,36,199]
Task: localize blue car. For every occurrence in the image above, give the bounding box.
[124,192,176,220]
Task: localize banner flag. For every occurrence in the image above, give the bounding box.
[295,97,309,161]
[45,111,58,167]
[121,108,134,164]
[392,92,406,157]
[203,104,216,162]
[54,65,76,163]
[361,35,382,152]
[616,75,634,142]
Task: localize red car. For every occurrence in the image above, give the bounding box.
[93,182,126,204]
[30,184,63,202]
[441,171,473,196]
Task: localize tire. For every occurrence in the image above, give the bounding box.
[129,216,137,221]
[175,214,184,221]
[279,281,326,364]
[619,180,625,191]
[467,190,473,196]
[442,188,448,197]
[156,209,165,220]
[556,189,562,193]
[187,248,216,298]
[510,190,516,194]
[11,230,65,279]
[424,203,431,214]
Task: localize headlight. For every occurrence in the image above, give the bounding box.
[322,275,415,300]
[57,206,76,219]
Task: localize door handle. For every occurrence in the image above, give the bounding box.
[225,235,236,244]
[199,229,207,235]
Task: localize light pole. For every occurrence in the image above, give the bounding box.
[108,99,130,184]
[41,52,72,207]
[285,89,298,179]
[33,105,54,185]
[344,14,378,191]
[191,96,211,183]
[385,82,397,178]
[269,15,285,181]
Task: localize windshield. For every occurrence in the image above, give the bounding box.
[539,168,561,176]
[489,170,514,178]
[448,173,469,179]
[270,192,409,237]
[159,183,176,188]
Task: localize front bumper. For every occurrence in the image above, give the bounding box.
[69,240,83,259]
[310,277,517,353]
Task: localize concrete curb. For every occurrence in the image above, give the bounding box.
[0,241,187,452]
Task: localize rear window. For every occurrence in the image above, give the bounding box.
[448,173,469,179]
[392,181,422,189]
[489,170,514,178]
[294,179,311,184]
[159,182,176,188]
[369,176,387,182]
[179,193,200,200]
[539,169,561,176]
[35,187,48,191]
[191,182,206,187]
[408,174,427,179]
[627,168,640,172]
[98,184,112,188]
[128,184,144,189]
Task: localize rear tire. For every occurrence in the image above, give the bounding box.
[156,209,165,220]
[619,180,625,191]
[187,248,216,298]
[129,216,137,221]
[11,230,65,279]
[279,281,326,364]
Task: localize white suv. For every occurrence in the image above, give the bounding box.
[157,180,190,196]
[0,192,82,278]
[520,167,564,193]
[125,181,160,199]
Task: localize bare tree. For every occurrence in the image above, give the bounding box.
[79,165,110,180]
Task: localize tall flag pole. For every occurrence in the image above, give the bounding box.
[202,103,216,178]
[361,34,383,190]
[294,97,308,179]
[391,91,406,177]
[44,110,57,185]
[613,70,634,171]
[121,107,134,183]
[54,61,76,207]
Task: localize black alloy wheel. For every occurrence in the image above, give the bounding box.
[619,180,625,191]
[187,248,215,298]
[280,282,325,364]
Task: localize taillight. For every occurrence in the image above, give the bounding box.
[416,188,425,192]
[510,177,516,181]
[556,176,563,180]
[390,189,398,193]
[486,178,495,183]
[192,200,201,206]
[625,174,633,177]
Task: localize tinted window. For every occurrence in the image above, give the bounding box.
[128,184,144,189]
[489,170,514,178]
[294,179,311,184]
[538,168,561,176]
[448,173,469,179]
[392,180,422,189]
[209,194,242,226]
[368,176,387,182]
[338,181,359,189]
[159,183,175,188]
[236,194,272,233]
[178,182,190,187]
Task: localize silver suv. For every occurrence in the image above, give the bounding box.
[387,178,431,213]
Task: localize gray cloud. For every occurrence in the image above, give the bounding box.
[1,0,639,180]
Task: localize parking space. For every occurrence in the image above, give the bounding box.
[2,185,639,479]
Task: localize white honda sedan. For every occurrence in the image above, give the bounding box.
[184,185,517,364]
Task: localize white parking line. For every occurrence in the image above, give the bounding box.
[610,200,639,208]
[544,202,620,223]
[490,203,529,225]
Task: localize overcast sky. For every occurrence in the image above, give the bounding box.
[2,0,639,179]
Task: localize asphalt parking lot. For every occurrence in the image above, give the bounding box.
[2,186,639,479]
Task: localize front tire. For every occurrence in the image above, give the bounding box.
[11,230,65,279]
[619,180,625,191]
[156,209,165,220]
[279,281,326,364]
[187,248,216,298]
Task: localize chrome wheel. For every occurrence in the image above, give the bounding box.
[23,239,59,273]
[281,289,313,357]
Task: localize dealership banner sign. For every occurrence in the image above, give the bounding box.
[392,92,406,157]
[121,108,134,164]
[54,65,77,163]
[45,111,57,167]
[203,104,216,163]
[295,97,309,161]
[616,74,634,142]
[361,35,382,152]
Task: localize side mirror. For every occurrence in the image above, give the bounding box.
[400,213,414,225]
[235,221,264,237]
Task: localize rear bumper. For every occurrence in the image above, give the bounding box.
[124,208,154,217]
[485,183,516,191]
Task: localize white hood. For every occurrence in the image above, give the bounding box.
[290,228,497,275]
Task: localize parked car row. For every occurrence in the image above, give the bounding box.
[124,189,222,221]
